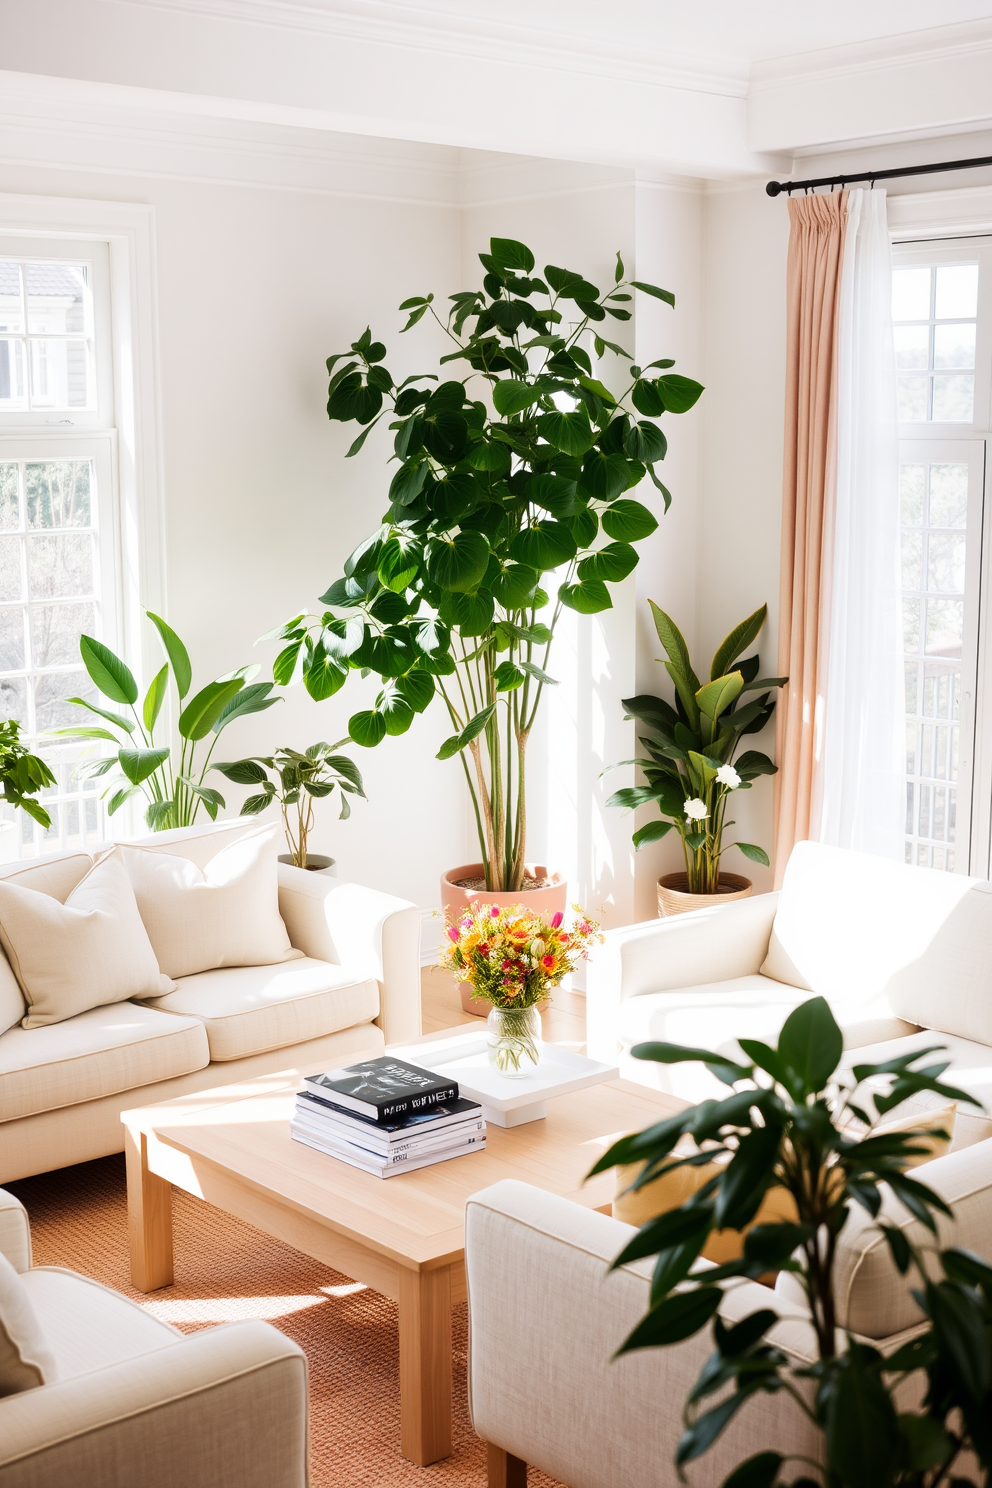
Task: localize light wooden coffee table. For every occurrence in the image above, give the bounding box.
[121,1042,678,1466]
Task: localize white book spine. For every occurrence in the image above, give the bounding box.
[293,1103,485,1155]
[291,1114,486,1163]
[290,1126,486,1178]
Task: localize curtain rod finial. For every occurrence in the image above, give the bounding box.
[766,180,783,197]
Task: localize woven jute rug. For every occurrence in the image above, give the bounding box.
[8,1155,565,1488]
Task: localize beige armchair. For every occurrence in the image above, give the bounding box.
[0,1187,308,1488]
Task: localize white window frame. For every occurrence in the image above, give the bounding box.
[0,196,165,851]
[893,228,992,876]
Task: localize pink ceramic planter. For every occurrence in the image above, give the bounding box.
[439,863,568,1017]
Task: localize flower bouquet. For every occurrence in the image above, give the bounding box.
[441,903,602,1077]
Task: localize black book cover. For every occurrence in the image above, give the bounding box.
[303,1057,459,1123]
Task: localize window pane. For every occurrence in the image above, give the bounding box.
[894,325,930,369]
[0,537,22,602]
[28,340,90,411]
[898,375,928,421]
[927,531,966,593]
[0,676,26,726]
[0,609,24,672]
[34,669,94,732]
[0,262,23,334]
[0,339,26,409]
[933,322,976,370]
[893,266,931,320]
[27,533,93,600]
[926,598,963,657]
[901,530,922,590]
[26,461,92,530]
[0,465,17,531]
[24,263,87,335]
[903,596,920,651]
[29,602,95,669]
[928,463,968,527]
[935,264,979,319]
[900,464,925,524]
[932,374,974,422]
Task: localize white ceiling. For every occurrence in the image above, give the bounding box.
[2,0,992,177]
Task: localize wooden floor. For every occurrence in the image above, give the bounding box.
[420,964,587,1048]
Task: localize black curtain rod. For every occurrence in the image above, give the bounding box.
[766,153,992,198]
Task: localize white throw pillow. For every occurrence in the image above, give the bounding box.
[0,1250,57,1396]
[122,824,301,980]
[0,849,173,1029]
[0,854,94,1036]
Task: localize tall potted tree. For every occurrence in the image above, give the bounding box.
[274,237,702,928]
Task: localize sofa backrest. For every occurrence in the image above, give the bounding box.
[760,840,992,1044]
[119,817,262,867]
[776,1137,992,1339]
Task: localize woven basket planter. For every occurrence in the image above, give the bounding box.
[656,871,752,918]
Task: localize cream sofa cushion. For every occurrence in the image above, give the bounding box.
[840,1027,992,1150]
[761,841,992,1044]
[0,1251,57,1395]
[20,1267,179,1380]
[0,853,94,1037]
[0,849,173,1029]
[0,1002,210,1121]
[122,824,300,980]
[617,975,918,1103]
[775,1136,992,1338]
[146,958,378,1062]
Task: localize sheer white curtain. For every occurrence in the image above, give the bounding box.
[814,189,905,858]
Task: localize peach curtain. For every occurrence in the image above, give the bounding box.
[773,192,848,885]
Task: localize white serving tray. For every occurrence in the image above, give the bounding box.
[388,1032,619,1127]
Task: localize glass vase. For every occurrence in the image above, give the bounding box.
[486,1004,542,1079]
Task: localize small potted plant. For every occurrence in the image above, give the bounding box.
[0,719,57,829]
[441,902,601,1075]
[606,601,786,915]
[213,741,365,871]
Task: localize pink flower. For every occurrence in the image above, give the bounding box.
[578,921,592,936]
[460,916,472,929]
[490,905,500,918]
[551,910,564,928]
[447,927,459,942]
[502,959,512,970]
[541,954,555,969]
[478,942,490,955]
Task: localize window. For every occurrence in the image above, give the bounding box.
[894,238,992,875]
[0,237,119,859]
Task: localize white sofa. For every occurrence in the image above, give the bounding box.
[0,818,421,1184]
[466,1139,992,1488]
[0,1184,307,1488]
[587,840,992,1148]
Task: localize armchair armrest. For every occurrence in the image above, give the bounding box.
[466,1180,820,1488]
[586,891,780,1063]
[0,1320,307,1488]
[278,864,421,1045]
[0,1189,31,1273]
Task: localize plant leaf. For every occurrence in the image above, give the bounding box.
[146,611,192,699]
[79,635,138,706]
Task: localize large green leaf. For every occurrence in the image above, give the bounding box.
[142,664,170,734]
[510,521,577,570]
[436,703,497,760]
[696,672,744,721]
[577,542,638,583]
[396,670,435,712]
[526,474,580,518]
[657,374,705,414]
[649,602,694,678]
[213,758,269,785]
[377,534,422,593]
[213,682,281,732]
[79,635,138,706]
[777,996,844,1095]
[630,280,675,307]
[577,449,631,501]
[119,746,170,786]
[559,580,612,614]
[146,611,192,698]
[388,459,429,508]
[427,532,490,593]
[348,710,387,747]
[536,410,595,456]
[66,697,134,734]
[303,643,348,701]
[489,237,535,273]
[711,605,768,681]
[616,1287,721,1354]
[492,380,540,416]
[178,679,244,741]
[601,499,658,542]
[464,440,511,474]
[445,589,495,637]
[377,686,415,737]
[491,563,539,608]
[623,420,668,464]
[632,820,674,850]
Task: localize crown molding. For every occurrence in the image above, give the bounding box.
[115,0,750,100]
[750,17,992,88]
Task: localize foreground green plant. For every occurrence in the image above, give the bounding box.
[55,614,280,830]
[606,602,784,892]
[274,236,702,890]
[588,997,989,1487]
[213,741,365,867]
[0,719,56,829]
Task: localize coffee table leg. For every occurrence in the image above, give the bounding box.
[124,1126,174,1292]
[398,1265,452,1465]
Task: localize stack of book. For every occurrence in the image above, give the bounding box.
[290,1055,486,1177]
